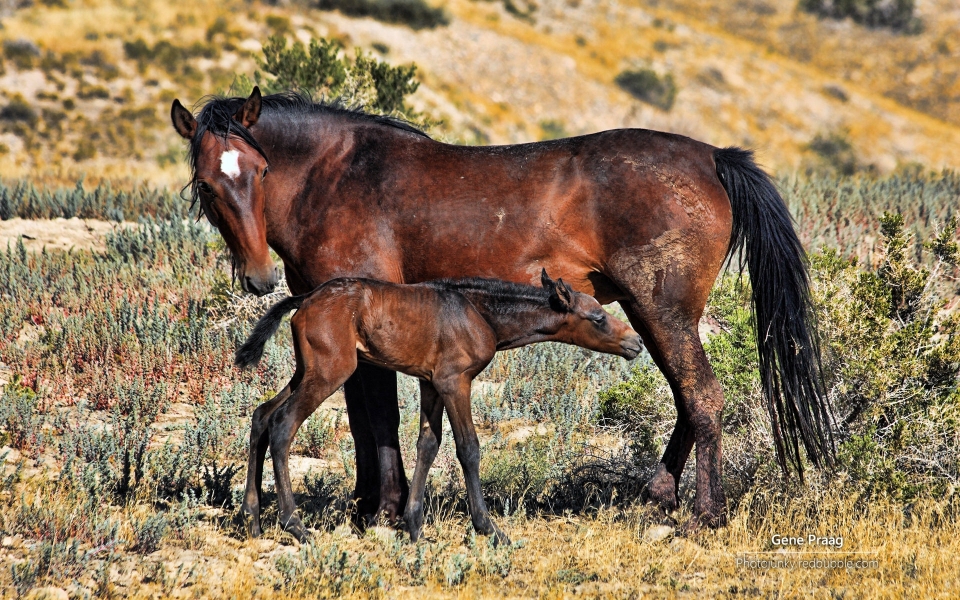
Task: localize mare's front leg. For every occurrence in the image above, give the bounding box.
[350,363,409,526]
[438,375,510,546]
[403,381,444,541]
[241,383,293,537]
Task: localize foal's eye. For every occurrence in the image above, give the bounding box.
[261,167,269,180]
[590,313,607,325]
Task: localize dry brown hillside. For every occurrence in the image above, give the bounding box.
[0,0,958,186]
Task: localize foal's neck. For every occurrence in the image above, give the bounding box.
[453,289,566,351]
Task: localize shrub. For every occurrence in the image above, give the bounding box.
[0,95,38,126]
[3,38,40,69]
[251,35,420,116]
[615,68,677,111]
[314,0,449,30]
[806,130,861,176]
[799,0,922,33]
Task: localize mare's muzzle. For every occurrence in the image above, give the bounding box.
[242,265,281,296]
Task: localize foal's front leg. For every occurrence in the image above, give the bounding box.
[438,375,510,546]
[403,381,445,541]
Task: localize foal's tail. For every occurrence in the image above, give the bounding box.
[235,295,307,368]
[714,147,834,480]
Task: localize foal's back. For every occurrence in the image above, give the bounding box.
[292,278,498,380]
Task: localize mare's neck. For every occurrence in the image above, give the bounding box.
[255,112,350,265]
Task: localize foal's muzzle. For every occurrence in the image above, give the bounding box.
[620,333,643,360]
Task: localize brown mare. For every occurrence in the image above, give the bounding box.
[234,271,642,542]
[171,87,833,529]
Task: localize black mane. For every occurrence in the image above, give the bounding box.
[426,277,553,316]
[183,91,429,210]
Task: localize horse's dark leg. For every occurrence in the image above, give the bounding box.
[241,383,292,537]
[268,367,354,542]
[343,370,382,527]
[622,300,725,526]
[404,381,444,541]
[619,304,695,513]
[437,375,509,545]
[352,363,409,526]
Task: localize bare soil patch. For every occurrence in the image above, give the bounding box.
[0,218,131,253]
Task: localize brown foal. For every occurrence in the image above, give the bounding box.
[235,271,641,543]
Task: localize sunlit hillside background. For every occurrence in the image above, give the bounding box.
[0,0,959,186]
[1,1,959,598]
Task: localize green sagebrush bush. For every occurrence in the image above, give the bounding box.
[234,35,420,117]
[598,213,960,502]
[0,178,188,221]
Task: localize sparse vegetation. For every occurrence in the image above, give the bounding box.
[0,173,957,595]
[614,68,678,111]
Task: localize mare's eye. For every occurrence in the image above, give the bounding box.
[261,167,270,180]
[198,181,214,197]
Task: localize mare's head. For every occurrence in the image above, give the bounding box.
[541,270,642,360]
[171,87,280,296]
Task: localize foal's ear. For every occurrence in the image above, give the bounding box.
[552,277,574,311]
[234,86,262,128]
[171,99,197,139]
[540,268,555,289]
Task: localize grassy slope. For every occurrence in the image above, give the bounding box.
[0,0,959,185]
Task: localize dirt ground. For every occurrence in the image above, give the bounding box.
[0,218,128,254]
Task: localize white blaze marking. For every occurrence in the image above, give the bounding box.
[220,150,241,179]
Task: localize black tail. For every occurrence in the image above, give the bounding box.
[235,295,307,368]
[715,147,834,479]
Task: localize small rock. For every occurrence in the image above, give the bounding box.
[644,524,674,542]
[24,587,69,600]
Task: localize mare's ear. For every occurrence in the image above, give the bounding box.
[234,86,262,128]
[552,277,574,311]
[540,268,555,289]
[171,99,197,139]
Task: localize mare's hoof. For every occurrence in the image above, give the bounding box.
[491,527,512,547]
[282,515,311,543]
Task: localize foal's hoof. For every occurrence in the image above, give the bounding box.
[237,508,262,539]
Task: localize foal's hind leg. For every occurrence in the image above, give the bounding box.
[241,383,293,537]
[404,381,445,541]
[267,366,355,541]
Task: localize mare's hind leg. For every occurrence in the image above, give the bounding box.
[437,374,509,545]
[241,383,293,537]
[622,301,726,526]
[404,381,445,541]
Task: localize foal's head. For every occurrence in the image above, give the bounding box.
[540,270,642,360]
[171,87,280,296]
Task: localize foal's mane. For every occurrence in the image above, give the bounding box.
[427,278,554,316]
[183,91,429,210]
